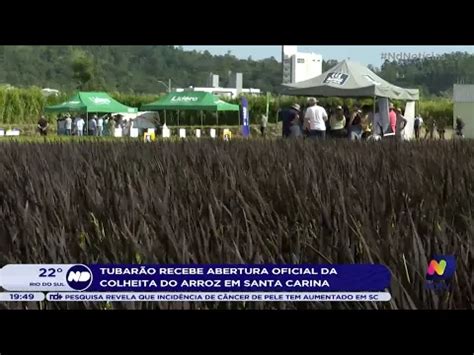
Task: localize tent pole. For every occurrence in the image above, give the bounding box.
[216,110,219,126]
[200,110,203,129]
[86,111,89,136]
[373,96,376,135]
[178,110,180,126]
[164,110,167,125]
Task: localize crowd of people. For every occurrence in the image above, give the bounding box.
[277,98,414,141]
[420,116,466,140]
[275,98,469,141]
[36,106,466,140]
[54,113,130,136]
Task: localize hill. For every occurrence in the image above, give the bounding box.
[0,46,472,96]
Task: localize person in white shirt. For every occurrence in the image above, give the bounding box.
[65,114,72,136]
[395,107,408,140]
[76,116,85,136]
[304,97,328,140]
[97,115,104,136]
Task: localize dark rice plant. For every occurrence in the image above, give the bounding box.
[0,139,472,310]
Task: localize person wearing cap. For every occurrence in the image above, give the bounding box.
[289,109,303,138]
[329,105,346,138]
[389,103,397,134]
[348,107,363,140]
[279,103,301,138]
[304,97,328,140]
[65,113,73,136]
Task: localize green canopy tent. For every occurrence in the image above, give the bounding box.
[45,91,138,134]
[141,91,240,127]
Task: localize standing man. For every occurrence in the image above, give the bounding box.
[424,118,436,139]
[437,120,446,140]
[279,103,301,138]
[37,115,48,136]
[57,115,65,135]
[97,115,104,136]
[389,103,397,134]
[455,117,465,138]
[304,97,328,140]
[88,115,97,136]
[260,114,268,137]
[65,113,73,136]
[414,114,423,139]
[108,115,116,136]
[395,107,408,141]
[76,116,85,136]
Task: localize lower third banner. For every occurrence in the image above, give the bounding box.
[46,292,391,302]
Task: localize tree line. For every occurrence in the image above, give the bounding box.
[0,46,472,97]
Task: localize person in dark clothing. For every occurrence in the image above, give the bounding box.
[437,121,446,140]
[289,111,303,138]
[424,118,436,139]
[37,116,48,136]
[280,103,301,138]
[455,117,465,138]
[414,115,423,139]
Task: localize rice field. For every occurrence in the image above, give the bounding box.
[0,139,472,309]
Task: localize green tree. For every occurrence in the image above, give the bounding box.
[0,46,472,96]
[71,51,95,90]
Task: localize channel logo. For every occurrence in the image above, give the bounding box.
[49,293,63,300]
[427,260,446,276]
[66,264,93,291]
[426,255,456,281]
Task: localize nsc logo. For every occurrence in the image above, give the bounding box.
[66,264,93,291]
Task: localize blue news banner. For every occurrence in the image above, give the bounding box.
[0,264,392,302]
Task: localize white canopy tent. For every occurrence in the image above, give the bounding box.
[281,60,420,139]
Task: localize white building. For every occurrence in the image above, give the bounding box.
[282,46,322,84]
[176,72,261,99]
[453,84,474,138]
[176,87,261,99]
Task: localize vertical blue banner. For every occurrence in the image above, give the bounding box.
[241,97,250,137]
